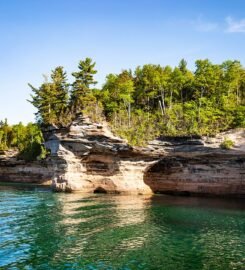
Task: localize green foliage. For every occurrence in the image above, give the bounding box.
[28,66,69,126]
[70,58,97,114]
[29,58,98,126]
[220,138,235,150]
[111,110,160,146]
[19,142,43,161]
[81,90,104,123]
[0,119,12,150]
[0,121,46,161]
[28,57,245,146]
[100,58,245,144]
[232,106,245,128]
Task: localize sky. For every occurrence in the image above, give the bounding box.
[1,0,245,124]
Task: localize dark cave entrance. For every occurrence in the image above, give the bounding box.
[94,187,108,194]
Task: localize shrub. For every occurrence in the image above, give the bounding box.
[220,138,234,150]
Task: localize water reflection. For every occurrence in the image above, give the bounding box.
[0,185,244,270]
[53,194,154,266]
[147,195,245,270]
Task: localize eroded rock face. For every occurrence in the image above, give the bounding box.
[145,130,245,197]
[43,116,156,194]
[144,155,245,196]
[43,116,245,197]
[0,151,53,184]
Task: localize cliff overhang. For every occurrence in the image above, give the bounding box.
[42,116,245,197]
[0,116,244,197]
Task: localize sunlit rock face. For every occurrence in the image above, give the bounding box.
[0,151,52,184]
[144,155,245,197]
[44,115,245,197]
[145,130,245,197]
[43,116,156,194]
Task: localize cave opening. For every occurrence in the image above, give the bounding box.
[94,187,107,194]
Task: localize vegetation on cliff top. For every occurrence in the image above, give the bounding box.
[28,57,245,145]
[1,57,244,160]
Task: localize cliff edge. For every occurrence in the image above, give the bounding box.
[42,115,245,197]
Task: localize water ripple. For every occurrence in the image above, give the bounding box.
[0,187,244,270]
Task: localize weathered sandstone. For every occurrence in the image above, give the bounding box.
[0,116,244,197]
[0,151,52,184]
[43,116,156,194]
[43,116,245,197]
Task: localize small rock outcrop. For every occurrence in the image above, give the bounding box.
[0,150,53,184]
[42,116,245,197]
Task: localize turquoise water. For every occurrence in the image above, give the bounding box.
[0,185,244,270]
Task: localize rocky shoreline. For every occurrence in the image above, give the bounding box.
[0,116,244,197]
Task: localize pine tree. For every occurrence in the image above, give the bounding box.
[70,58,97,113]
[50,66,69,124]
[28,67,69,126]
[28,81,57,125]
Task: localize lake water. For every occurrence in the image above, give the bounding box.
[0,184,244,270]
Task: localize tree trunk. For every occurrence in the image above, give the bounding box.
[128,102,131,127]
[160,90,166,113]
[159,100,164,117]
[236,85,239,105]
[114,112,117,128]
[169,89,173,109]
[147,96,150,122]
[181,88,183,104]
[198,87,204,123]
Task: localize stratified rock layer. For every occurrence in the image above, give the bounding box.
[0,116,244,197]
[43,116,156,194]
[145,130,245,197]
[0,151,53,184]
[42,116,245,197]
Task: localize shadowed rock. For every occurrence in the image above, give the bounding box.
[42,116,245,197]
[0,115,244,197]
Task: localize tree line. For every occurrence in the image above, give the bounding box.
[1,57,244,160]
[28,57,245,145]
[28,58,98,126]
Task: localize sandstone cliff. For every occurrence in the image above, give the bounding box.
[42,116,245,197]
[0,150,52,184]
[43,116,157,194]
[0,116,244,197]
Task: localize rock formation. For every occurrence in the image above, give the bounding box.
[145,129,245,197]
[0,115,244,197]
[42,116,245,197]
[43,116,157,194]
[0,150,52,184]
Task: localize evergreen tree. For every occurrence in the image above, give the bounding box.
[27,57,245,146]
[28,66,69,126]
[70,58,97,113]
[28,81,57,125]
[50,66,69,124]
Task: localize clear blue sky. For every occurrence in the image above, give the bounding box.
[1,0,245,124]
